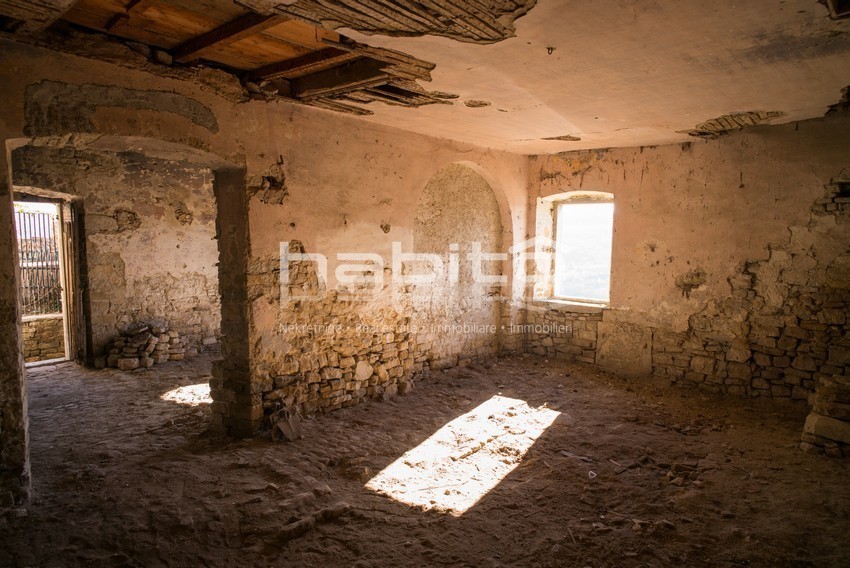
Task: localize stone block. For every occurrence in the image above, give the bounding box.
[828,346,850,366]
[777,335,798,351]
[753,352,772,367]
[803,413,850,444]
[117,357,139,371]
[792,355,818,372]
[726,344,751,363]
[727,361,752,380]
[354,360,373,381]
[691,355,716,375]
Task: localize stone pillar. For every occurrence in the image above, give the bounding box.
[210,167,259,436]
[0,142,30,507]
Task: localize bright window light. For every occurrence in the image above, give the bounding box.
[161,383,212,406]
[365,395,560,516]
[553,201,613,302]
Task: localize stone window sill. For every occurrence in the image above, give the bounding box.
[531,298,606,313]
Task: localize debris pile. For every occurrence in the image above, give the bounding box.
[99,320,198,371]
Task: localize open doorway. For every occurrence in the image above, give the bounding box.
[13,200,70,366]
[10,141,227,371]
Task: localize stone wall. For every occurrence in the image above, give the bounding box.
[525,304,600,363]
[21,316,64,362]
[245,164,508,426]
[0,38,529,449]
[0,141,28,508]
[650,176,850,399]
[12,146,221,357]
[527,112,850,401]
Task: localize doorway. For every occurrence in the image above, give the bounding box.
[13,199,71,366]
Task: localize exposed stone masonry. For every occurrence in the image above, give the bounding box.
[652,178,850,400]
[525,304,601,363]
[241,246,422,428]
[21,315,64,362]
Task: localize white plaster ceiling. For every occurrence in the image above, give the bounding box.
[331,0,850,154]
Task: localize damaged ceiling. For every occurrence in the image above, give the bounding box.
[1,0,849,153]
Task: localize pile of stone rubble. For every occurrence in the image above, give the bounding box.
[98,320,198,371]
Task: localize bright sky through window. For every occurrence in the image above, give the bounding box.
[553,202,614,302]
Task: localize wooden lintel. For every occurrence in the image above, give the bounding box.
[172,12,288,63]
[292,58,390,100]
[246,48,354,82]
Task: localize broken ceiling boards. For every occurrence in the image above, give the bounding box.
[543,135,581,142]
[55,0,457,114]
[687,111,785,139]
[0,0,77,33]
[239,0,538,43]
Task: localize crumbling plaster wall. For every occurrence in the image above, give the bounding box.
[244,126,526,430]
[529,112,850,401]
[0,36,530,461]
[12,146,221,356]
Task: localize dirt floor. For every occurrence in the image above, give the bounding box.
[1,354,849,567]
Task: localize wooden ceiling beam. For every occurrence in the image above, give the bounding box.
[245,47,355,82]
[172,12,288,63]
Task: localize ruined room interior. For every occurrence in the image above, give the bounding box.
[1,0,849,565]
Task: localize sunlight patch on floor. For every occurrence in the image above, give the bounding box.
[365,395,560,516]
[161,383,212,406]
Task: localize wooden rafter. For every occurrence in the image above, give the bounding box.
[291,57,389,100]
[172,12,289,63]
[322,37,434,81]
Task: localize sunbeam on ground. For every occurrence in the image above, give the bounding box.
[161,383,212,406]
[366,395,560,515]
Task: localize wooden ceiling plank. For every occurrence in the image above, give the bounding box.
[246,47,353,81]
[201,40,308,71]
[105,0,158,31]
[261,19,338,50]
[172,12,288,63]
[164,0,244,22]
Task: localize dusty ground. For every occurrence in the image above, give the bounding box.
[1,354,849,567]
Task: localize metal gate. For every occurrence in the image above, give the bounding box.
[15,207,62,316]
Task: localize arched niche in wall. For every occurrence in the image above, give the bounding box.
[412,163,504,366]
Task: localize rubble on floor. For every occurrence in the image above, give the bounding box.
[97,320,206,370]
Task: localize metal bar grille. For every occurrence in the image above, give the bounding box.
[15,207,62,316]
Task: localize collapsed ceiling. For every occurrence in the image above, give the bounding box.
[1,0,849,153]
